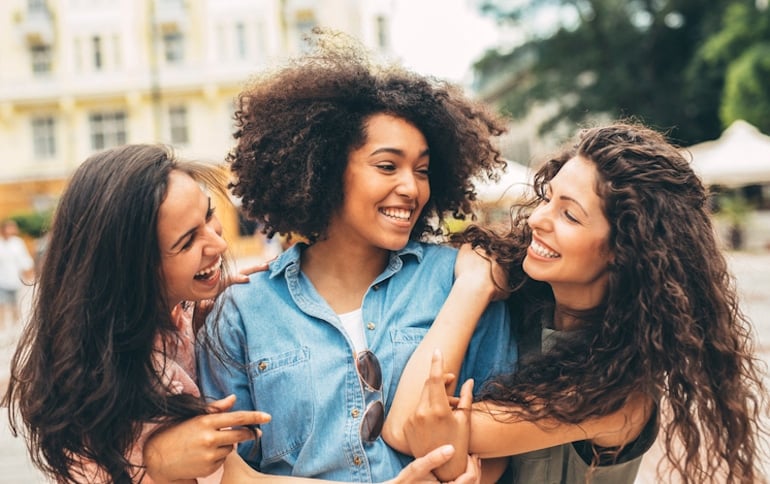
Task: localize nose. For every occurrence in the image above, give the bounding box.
[395,172,419,199]
[203,217,228,255]
[527,200,553,232]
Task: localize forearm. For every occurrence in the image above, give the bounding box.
[382,275,494,452]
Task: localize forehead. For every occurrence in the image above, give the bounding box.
[158,172,207,230]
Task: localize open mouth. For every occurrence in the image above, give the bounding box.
[530,239,560,258]
[380,207,413,222]
[194,256,222,281]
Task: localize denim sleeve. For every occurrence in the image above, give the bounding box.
[457,299,517,395]
[195,297,262,466]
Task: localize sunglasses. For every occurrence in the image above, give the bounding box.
[356,349,385,443]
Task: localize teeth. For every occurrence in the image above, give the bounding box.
[530,240,560,258]
[196,256,222,277]
[381,207,412,221]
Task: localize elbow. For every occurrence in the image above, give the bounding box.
[381,420,411,455]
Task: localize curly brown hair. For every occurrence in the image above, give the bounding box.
[461,122,767,483]
[228,30,507,243]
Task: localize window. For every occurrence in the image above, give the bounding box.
[235,22,247,59]
[168,105,188,145]
[27,0,47,14]
[163,31,184,64]
[92,35,103,70]
[376,15,389,50]
[30,45,52,75]
[31,116,56,159]
[89,111,127,150]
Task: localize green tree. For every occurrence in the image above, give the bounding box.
[474,0,753,144]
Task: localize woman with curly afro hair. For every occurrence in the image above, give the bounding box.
[385,121,768,483]
[196,30,519,481]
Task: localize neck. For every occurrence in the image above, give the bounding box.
[301,239,391,313]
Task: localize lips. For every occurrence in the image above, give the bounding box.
[530,239,560,258]
[194,256,222,280]
[379,207,413,221]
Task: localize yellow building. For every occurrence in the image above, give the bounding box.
[0,0,394,257]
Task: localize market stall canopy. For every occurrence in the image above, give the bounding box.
[686,120,770,187]
[474,159,533,205]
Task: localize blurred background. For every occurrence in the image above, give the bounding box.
[1,1,770,482]
[1,0,769,259]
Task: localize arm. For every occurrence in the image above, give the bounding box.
[221,444,481,484]
[404,351,654,460]
[143,395,271,484]
[468,393,654,458]
[383,244,504,452]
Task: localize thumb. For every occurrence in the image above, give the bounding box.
[206,394,237,413]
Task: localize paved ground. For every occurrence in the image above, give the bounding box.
[1,252,769,483]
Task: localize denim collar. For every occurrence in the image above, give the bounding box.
[268,240,426,279]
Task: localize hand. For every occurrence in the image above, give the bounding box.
[386,445,481,484]
[404,349,473,482]
[143,395,271,484]
[454,244,509,302]
[193,263,270,330]
[226,262,270,286]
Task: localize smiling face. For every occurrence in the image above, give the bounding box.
[157,170,228,307]
[328,113,431,253]
[523,156,613,310]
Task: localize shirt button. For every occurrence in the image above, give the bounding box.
[258,361,268,371]
[351,408,360,418]
[353,456,362,466]
[367,322,375,330]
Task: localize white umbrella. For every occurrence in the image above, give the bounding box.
[686,120,770,187]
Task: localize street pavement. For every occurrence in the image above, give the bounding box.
[1,252,769,483]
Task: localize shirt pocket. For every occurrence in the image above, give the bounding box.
[386,327,429,398]
[248,346,313,464]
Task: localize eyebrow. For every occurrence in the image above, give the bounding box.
[370,147,430,158]
[558,195,589,217]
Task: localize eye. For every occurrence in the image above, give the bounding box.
[180,234,196,251]
[375,162,396,173]
[206,206,216,221]
[416,166,430,178]
[564,210,579,223]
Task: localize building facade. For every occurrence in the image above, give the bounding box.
[0,0,394,252]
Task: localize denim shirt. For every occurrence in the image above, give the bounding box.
[196,241,517,482]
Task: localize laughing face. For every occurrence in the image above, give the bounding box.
[157,170,228,307]
[523,156,613,310]
[328,113,430,252]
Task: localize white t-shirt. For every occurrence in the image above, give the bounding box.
[338,308,366,353]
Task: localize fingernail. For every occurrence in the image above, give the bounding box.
[440,444,454,456]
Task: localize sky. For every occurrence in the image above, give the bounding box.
[389,0,505,86]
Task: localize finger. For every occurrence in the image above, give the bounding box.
[427,349,448,405]
[227,274,251,285]
[208,410,272,429]
[443,372,456,388]
[206,394,237,413]
[456,379,474,412]
[238,263,269,276]
[213,427,262,447]
[453,454,481,484]
[401,445,455,480]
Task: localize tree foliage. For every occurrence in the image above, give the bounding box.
[474,0,769,145]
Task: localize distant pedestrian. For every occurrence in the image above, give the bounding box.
[0,219,34,328]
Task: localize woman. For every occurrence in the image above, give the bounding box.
[384,122,767,483]
[196,30,518,481]
[2,144,271,483]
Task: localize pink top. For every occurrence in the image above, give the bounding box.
[72,304,223,483]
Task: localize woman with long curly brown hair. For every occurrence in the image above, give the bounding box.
[384,121,767,483]
[195,30,518,481]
